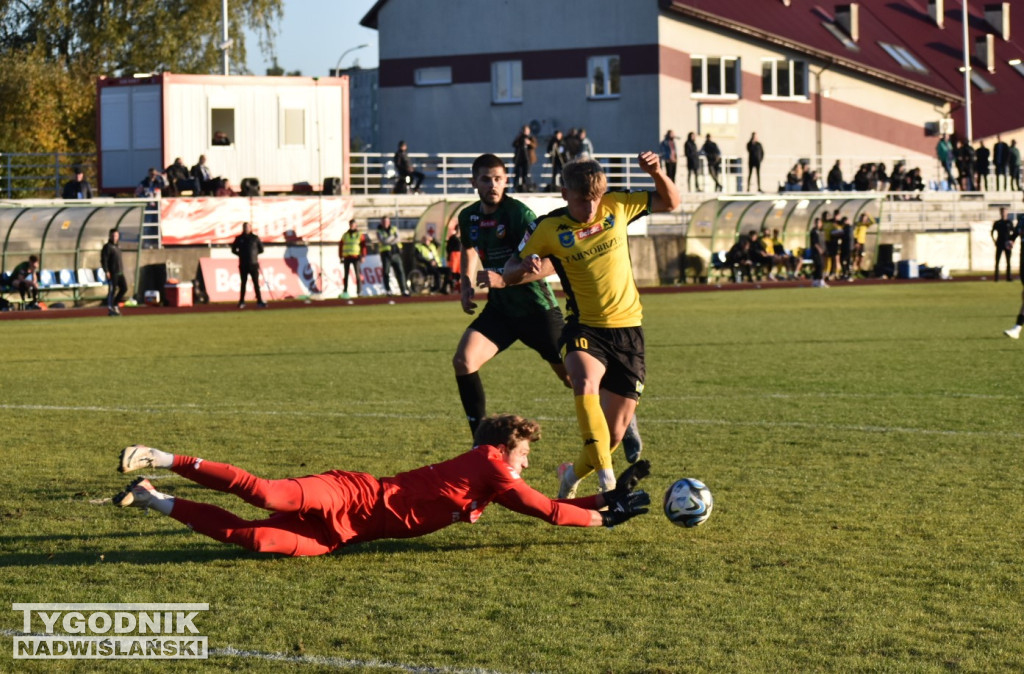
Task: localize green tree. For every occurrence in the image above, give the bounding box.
[0,0,283,153]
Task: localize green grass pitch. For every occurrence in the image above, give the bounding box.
[1,282,1023,673]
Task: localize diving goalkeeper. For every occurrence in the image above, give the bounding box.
[113,415,650,557]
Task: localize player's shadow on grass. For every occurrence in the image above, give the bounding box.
[0,532,578,567]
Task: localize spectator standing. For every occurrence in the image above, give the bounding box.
[827,160,844,191]
[992,207,1015,282]
[809,217,828,288]
[684,132,701,192]
[563,128,581,160]
[61,166,93,199]
[445,224,462,293]
[701,133,722,192]
[1009,140,1022,191]
[826,215,844,280]
[955,138,975,190]
[512,124,537,192]
[746,132,764,192]
[840,216,854,281]
[659,131,678,183]
[231,222,266,308]
[393,141,424,193]
[993,135,1009,190]
[101,229,127,316]
[975,141,991,191]
[875,163,889,192]
[165,158,194,196]
[339,219,367,298]
[576,129,594,159]
[376,216,409,297]
[852,214,874,276]
[11,254,40,306]
[547,130,567,190]
[936,134,955,189]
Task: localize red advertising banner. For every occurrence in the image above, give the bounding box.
[160,197,353,245]
[198,252,398,302]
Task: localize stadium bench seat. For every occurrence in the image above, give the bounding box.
[37,269,57,288]
[77,268,106,288]
[95,268,108,284]
[57,269,80,289]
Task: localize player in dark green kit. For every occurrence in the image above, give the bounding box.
[453,154,571,433]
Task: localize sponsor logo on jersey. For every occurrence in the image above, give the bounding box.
[496,223,506,239]
[603,214,616,229]
[517,231,531,252]
[469,214,479,222]
[480,219,497,229]
[559,231,575,248]
[577,223,604,240]
[469,226,479,242]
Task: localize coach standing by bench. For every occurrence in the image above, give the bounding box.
[101,229,127,316]
[231,222,266,309]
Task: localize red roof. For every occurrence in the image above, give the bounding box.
[663,0,1024,138]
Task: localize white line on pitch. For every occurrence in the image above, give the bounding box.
[1,403,1020,439]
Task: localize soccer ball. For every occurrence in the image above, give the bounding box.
[664,478,713,528]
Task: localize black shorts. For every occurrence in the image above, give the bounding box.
[468,303,564,364]
[561,323,645,399]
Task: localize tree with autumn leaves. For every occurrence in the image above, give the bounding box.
[0,0,284,154]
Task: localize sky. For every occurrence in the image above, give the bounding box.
[244,0,380,76]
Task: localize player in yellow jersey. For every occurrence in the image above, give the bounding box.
[503,152,680,495]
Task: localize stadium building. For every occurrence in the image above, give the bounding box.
[361,0,1024,184]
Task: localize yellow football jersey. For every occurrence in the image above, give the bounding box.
[517,190,651,328]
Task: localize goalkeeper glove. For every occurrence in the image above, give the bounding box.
[607,459,650,502]
[601,489,650,528]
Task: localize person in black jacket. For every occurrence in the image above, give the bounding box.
[393,141,424,193]
[101,229,127,316]
[684,132,701,192]
[701,134,722,192]
[231,222,266,308]
[992,207,1015,283]
[746,132,764,192]
[62,166,93,199]
[809,217,828,288]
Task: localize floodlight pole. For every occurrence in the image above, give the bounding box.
[334,44,369,77]
[222,0,230,75]
[962,0,973,143]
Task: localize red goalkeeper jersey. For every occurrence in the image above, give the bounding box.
[343,444,597,543]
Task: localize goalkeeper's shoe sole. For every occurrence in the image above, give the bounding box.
[113,477,157,509]
[119,445,156,473]
[621,415,643,464]
[557,462,580,499]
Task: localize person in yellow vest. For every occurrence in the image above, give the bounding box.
[339,219,366,298]
[414,234,443,293]
[852,213,874,276]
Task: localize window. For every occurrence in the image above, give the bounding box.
[492,61,522,104]
[282,108,305,146]
[415,66,452,86]
[879,43,927,74]
[823,22,859,51]
[761,58,808,99]
[587,55,620,99]
[969,70,996,93]
[691,56,740,97]
[210,108,235,146]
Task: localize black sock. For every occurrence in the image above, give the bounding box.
[1017,313,1024,326]
[455,372,486,434]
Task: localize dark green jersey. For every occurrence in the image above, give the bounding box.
[459,197,558,317]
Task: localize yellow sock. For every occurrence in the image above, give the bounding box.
[573,394,611,480]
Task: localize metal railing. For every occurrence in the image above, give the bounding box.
[7,149,1015,200]
[0,152,96,199]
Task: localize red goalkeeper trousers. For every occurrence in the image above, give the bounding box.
[167,456,374,557]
